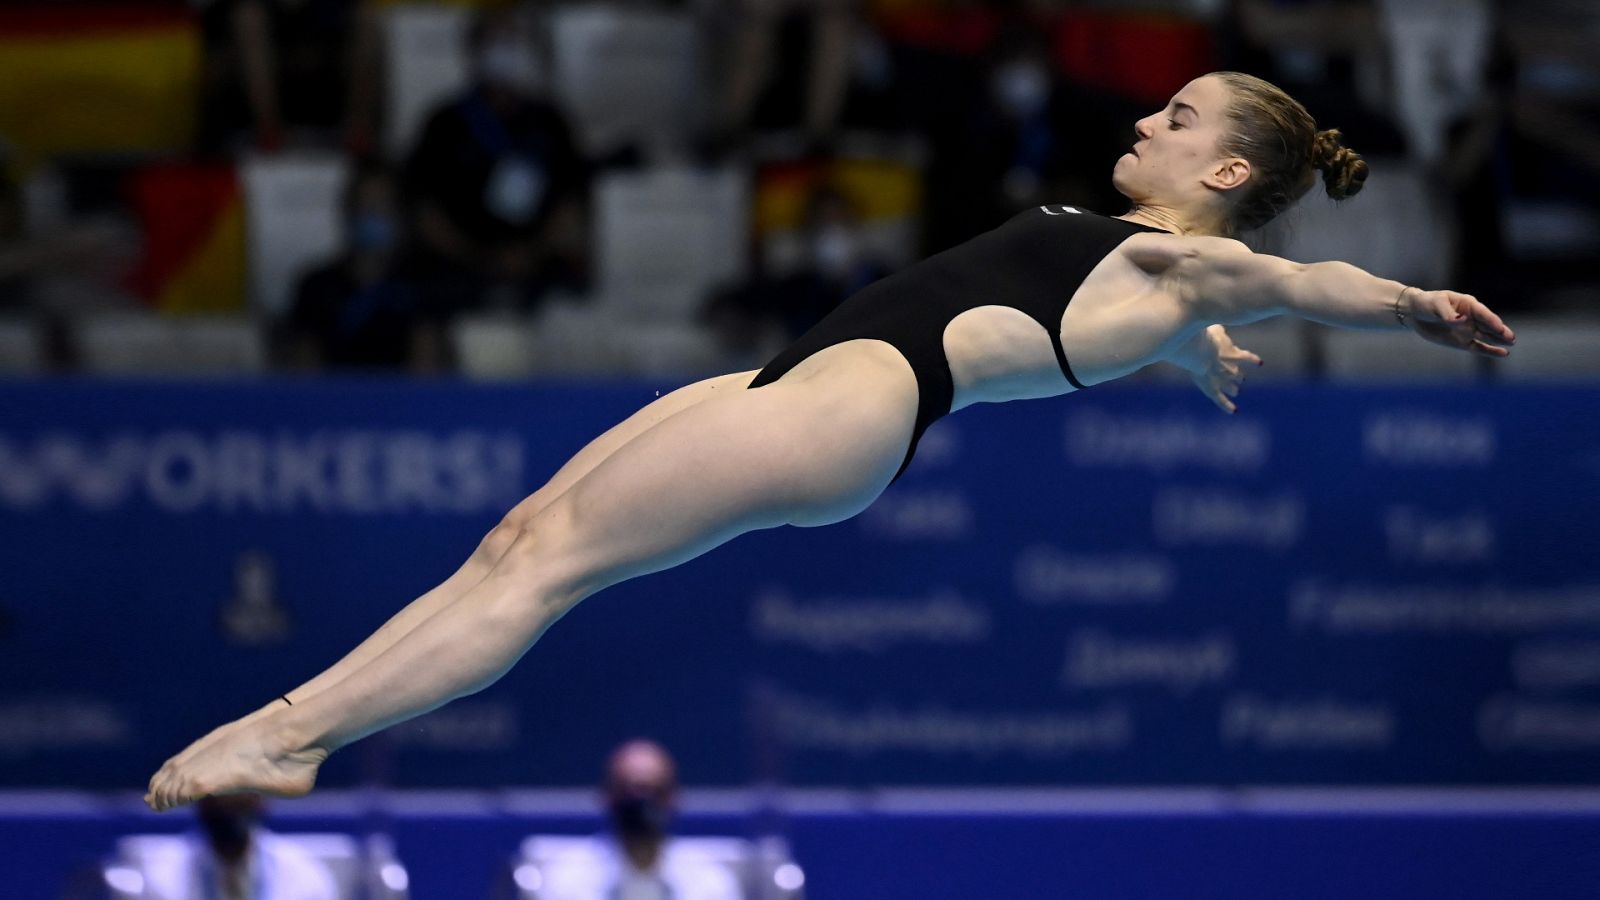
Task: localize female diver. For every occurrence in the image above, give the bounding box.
[147,72,1514,810]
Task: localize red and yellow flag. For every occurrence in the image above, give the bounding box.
[126,164,246,314]
[0,6,200,162]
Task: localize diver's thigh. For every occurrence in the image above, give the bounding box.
[523,373,916,598]
[503,369,760,526]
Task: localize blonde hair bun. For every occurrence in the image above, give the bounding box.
[1312,129,1368,200]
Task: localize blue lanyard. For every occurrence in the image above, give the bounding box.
[460,88,544,162]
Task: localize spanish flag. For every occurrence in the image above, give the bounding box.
[0,6,200,162]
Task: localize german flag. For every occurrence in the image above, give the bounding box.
[755,158,923,236]
[0,6,200,162]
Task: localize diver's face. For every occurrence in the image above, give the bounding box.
[1112,75,1246,208]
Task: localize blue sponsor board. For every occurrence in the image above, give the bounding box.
[0,379,1595,788]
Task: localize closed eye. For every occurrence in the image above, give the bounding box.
[1167,118,1183,130]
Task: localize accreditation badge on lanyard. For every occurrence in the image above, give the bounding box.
[462,91,548,226]
[485,155,545,226]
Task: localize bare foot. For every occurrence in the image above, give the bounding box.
[144,721,328,812]
[164,703,282,772]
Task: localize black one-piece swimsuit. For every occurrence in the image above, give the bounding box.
[746,205,1170,482]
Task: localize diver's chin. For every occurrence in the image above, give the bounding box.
[1109,168,1133,200]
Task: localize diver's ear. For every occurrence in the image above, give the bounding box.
[1204,157,1251,193]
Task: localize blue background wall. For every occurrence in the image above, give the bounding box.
[1,379,1596,791]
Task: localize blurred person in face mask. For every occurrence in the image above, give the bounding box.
[400,7,589,323]
[137,794,338,900]
[923,23,1123,252]
[984,27,1069,208]
[537,739,742,900]
[703,185,887,363]
[282,164,441,371]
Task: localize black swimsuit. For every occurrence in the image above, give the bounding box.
[746,205,1170,482]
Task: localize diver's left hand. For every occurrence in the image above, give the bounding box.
[1399,288,1516,357]
[1178,324,1262,415]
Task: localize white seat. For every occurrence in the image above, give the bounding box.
[593,166,749,325]
[524,301,631,375]
[549,6,701,157]
[1319,324,1482,382]
[106,832,409,899]
[608,319,726,377]
[76,312,265,375]
[1492,316,1600,380]
[0,318,44,374]
[513,834,804,900]
[382,4,474,159]
[515,301,730,376]
[452,312,540,379]
[241,153,349,318]
[1379,0,1493,164]
[181,316,269,372]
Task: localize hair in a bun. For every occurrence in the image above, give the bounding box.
[1311,128,1368,200]
[1212,71,1365,232]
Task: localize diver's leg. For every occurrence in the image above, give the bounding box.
[147,355,914,809]
[163,370,757,767]
[268,368,762,704]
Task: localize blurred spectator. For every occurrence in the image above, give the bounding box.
[197,0,379,156]
[712,0,862,146]
[281,163,439,370]
[538,738,742,900]
[704,184,886,359]
[0,149,29,306]
[921,22,1126,250]
[1444,7,1517,303]
[400,6,589,320]
[0,147,138,325]
[1221,0,1406,155]
[139,794,338,900]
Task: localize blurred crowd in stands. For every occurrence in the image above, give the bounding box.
[0,0,1595,376]
[92,739,801,899]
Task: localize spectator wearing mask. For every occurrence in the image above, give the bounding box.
[923,24,1118,252]
[282,164,439,370]
[538,739,743,900]
[401,7,589,320]
[196,0,375,155]
[138,794,338,900]
[712,0,859,148]
[704,185,887,362]
[1222,0,1407,156]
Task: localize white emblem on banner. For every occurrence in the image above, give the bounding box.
[1013,547,1174,606]
[1383,505,1496,564]
[1478,694,1600,752]
[1220,694,1395,750]
[220,550,291,646]
[1060,629,1236,695]
[1363,411,1496,466]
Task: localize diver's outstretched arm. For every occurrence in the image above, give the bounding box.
[1125,234,1517,355]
